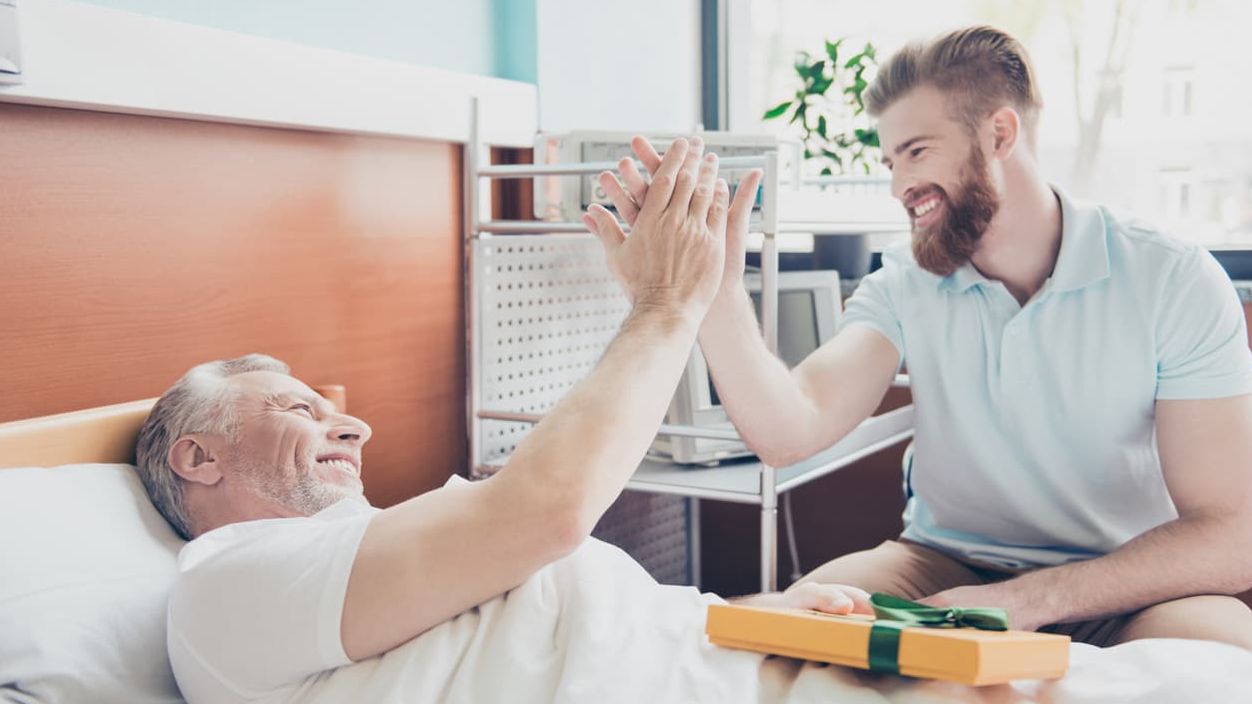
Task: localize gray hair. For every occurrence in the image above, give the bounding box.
[135,354,291,539]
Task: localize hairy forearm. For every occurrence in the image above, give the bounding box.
[697,288,825,465]
[999,514,1252,628]
[498,303,702,538]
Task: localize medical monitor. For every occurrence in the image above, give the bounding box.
[649,270,842,465]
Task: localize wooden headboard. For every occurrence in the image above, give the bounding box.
[0,103,465,506]
[0,385,346,470]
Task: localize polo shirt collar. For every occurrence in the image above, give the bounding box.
[936,186,1110,294]
[1048,186,1111,292]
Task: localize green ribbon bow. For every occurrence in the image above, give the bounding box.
[866,593,1009,675]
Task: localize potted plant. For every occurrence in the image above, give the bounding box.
[762,39,901,280]
[763,39,882,176]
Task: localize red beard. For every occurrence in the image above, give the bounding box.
[911,146,1000,277]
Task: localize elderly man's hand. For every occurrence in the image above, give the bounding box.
[582,137,730,318]
[737,582,874,616]
[596,136,763,308]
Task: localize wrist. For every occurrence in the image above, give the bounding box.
[626,295,705,336]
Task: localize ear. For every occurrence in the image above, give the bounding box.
[987,106,1020,159]
[168,435,224,486]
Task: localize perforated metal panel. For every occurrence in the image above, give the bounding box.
[470,233,692,585]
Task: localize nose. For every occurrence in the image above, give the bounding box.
[326,413,372,445]
[890,166,915,203]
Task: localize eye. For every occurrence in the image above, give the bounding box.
[909,147,927,159]
[290,403,314,416]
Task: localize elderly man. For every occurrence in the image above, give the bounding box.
[593,25,1252,649]
[135,139,868,703]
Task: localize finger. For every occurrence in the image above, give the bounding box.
[639,137,688,215]
[805,585,854,615]
[598,170,640,225]
[667,136,705,214]
[618,156,649,210]
[839,586,874,615]
[727,168,763,231]
[688,152,720,223]
[706,178,730,234]
[581,213,599,236]
[630,135,663,176]
[586,204,626,251]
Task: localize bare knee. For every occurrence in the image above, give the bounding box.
[1115,596,1252,650]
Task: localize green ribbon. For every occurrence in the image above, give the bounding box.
[865,593,1009,675]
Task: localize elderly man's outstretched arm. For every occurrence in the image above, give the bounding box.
[339,138,731,661]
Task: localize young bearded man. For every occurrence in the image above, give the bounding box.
[591,26,1252,648]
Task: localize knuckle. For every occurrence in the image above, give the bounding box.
[651,174,672,189]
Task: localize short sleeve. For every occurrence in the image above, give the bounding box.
[841,251,907,368]
[167,504,375,703]
[1155,249,1252,399]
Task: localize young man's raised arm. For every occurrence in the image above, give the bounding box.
[599,137,900,468]
[339,138,731,661]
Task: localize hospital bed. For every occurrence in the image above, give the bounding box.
[3,394,1251,702]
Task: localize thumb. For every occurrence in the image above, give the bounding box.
[585,204,626,252]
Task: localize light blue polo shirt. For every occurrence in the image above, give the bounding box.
[842,188,1252,569]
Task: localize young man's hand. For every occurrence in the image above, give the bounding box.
[582,137,731,320]
[596,135,763,308]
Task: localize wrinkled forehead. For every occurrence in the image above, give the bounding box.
[228,370,320,407]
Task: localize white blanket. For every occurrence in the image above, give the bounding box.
[279,539,1252,703]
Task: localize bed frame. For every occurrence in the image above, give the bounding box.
[0,385,345,470]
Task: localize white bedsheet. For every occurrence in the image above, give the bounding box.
[276,539,1252,703]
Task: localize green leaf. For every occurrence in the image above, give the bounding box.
[855,128,880,148]
[793,51,812,78]
[820,166,833,176]
[810,76,834,95]
[789,101,807,125]
[762,100,793,120]
[864,43,877,60]
[825,38,843,64]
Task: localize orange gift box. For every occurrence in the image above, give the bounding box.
[706,604,1070,686]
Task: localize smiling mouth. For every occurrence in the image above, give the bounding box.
[908,193,943,227]
[316,456,360,476]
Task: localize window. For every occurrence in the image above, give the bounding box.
[731,0,1252,248]
[1162,67,1194,118]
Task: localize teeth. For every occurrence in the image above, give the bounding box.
[318,459,356,474]
[914,198,939,216]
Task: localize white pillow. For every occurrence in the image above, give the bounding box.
[0,464,186,703]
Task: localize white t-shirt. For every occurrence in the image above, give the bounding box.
[167,497,378,704]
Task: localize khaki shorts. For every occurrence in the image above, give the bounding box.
[793,539,1252,649]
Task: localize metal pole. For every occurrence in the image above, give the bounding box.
[759,149,781,593]
[760,463,778,592]
[465,97,482,475]
[760,151,780,355]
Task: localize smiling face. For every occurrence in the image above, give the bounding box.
[877,84,1001,276]
[219,370,373,516]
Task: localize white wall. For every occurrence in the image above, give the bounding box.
[535,0,702,133]
[77,0,500,78]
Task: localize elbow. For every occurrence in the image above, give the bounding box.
[543,498,595,559]
[749,442,807,468]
